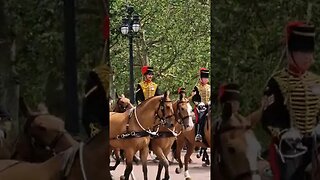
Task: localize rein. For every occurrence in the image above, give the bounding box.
[111,97,174,140]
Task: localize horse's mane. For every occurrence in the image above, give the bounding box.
[136,95,163,108]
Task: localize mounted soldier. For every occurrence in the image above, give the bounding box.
[262,21,320,180]
[135,65,162,162]
[82,64,110,138]
[190,67,210,142]
[135,66,161,105]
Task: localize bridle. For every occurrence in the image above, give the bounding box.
[215,122,260,180]
[154,97,174,127]
[176,100,191,126]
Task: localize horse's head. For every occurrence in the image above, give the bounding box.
[113,93,133,113]
[27,114,66,149]
[175,92,194,131]
[217,102,262,180]
[156,91,175,129]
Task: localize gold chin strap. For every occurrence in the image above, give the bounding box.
[89,123,101,137]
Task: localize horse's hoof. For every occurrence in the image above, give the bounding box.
[175,167,182,174]
[185,178,191,180]
[120,175,125,180]
[196,154,201,158]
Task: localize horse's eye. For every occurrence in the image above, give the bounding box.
[228,147,236,154]
[181,108,185,111]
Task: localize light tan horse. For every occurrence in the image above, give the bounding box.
[109,91,175,180]
[150,92,194,180]
[109,94,134,170]
[8,99,78,162]
[212,102,262,180]
[0,124,109,180]
[174,104,211,179]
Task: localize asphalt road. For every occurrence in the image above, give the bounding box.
[110,150,211,180]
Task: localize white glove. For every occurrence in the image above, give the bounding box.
[312,124,320,138]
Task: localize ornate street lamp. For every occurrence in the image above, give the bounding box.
[120,5,140,104]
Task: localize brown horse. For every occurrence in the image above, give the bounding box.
[212,102,262,180]
[109,94,134,170]
[0,123,109,180]
[150,92,194,180]
[109,91,175,180]
[174,103,211,179]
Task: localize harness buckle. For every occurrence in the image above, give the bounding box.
[130,131,136,136]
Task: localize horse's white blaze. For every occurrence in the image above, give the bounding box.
[245,131,262,180]
[185,103,194,131]
[184,170,191,178]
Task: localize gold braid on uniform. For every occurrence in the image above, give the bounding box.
[273,69,320,135]
[90,64,110,137]
[93,64,110,97]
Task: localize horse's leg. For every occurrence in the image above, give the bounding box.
[184,141,194,180]
[175,136,185,174]
[153,145,170,180]
[140,146,149,180]
[110,148,121,170]
[121,149,134,180]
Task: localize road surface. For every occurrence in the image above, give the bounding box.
[110,150,211,180]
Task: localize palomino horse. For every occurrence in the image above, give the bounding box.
[150,92,194,180]
[174,103,211,179]
[110,94,134,170]
[212,102,262,180]
[0,123,109,180]
[109,91,175,180]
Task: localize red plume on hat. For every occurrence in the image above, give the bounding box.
[141,66,148,75]
[285,21,306,42]
[199,67,208,73]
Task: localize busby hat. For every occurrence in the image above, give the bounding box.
[286,21,315,52]
[178,87,186,94]
[199,68,209,78]
[218,83,240,104]
[141,66,154,75]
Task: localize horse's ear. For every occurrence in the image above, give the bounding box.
[179,93,183,101]
[221,102,233,122]
[115,92,120,99]
[121,94,125,98]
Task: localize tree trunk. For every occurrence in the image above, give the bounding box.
[0,0,20,138]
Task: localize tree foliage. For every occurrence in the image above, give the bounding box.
[214,1,320,148]
[110,0,210,98]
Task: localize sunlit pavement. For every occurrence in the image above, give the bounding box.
[110,150,211,180]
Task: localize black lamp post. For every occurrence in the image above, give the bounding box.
[120,5,140,104]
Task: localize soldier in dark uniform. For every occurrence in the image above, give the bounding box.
[135,66,161,105]
[191,68,211,142]
[135,66,162,162]
[82,64,109,138]
[261,21,320,180]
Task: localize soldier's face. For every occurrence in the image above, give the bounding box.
[290,51,314,71]
[146,74,153,81]
[200,78,209,84]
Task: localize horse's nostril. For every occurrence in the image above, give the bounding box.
[186,125,190,127]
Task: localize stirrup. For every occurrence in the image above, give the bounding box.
[195,134,202,142]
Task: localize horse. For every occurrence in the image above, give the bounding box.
[212,101,262,180]
[109,91,175,180]
[174,103,211,179]
[9,98,78,162]
[150,91,194,180]
[0,122,109,180]
[109,94,135,170]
